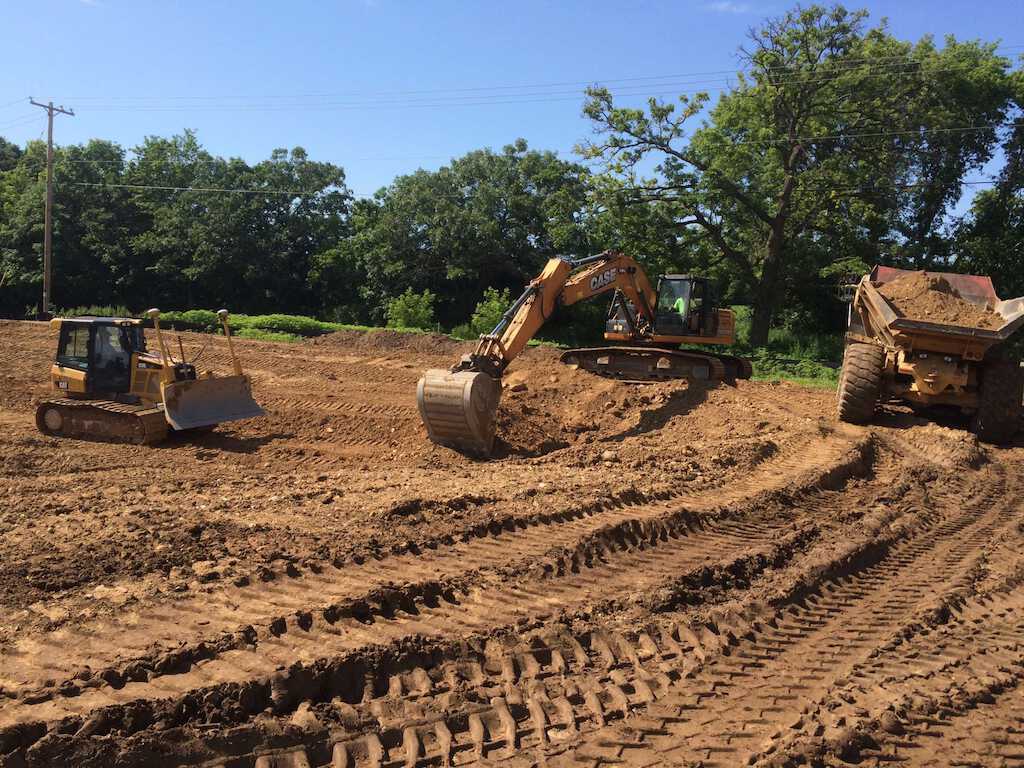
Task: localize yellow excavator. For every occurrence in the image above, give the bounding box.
[417,250,750,456]
[36,309,264,444]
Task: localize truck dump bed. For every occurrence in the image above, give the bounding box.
[858,266,1024,358]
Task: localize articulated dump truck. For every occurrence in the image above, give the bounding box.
[838,266,1024,444]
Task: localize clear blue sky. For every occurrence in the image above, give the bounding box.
[1,0,1021,198]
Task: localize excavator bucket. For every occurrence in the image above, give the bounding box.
[417,369,501,457]
[161,374,265,431]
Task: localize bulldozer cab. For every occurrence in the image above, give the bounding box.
[55,318,144,394]
[653,276,717,337]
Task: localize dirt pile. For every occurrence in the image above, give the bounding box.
[879,271,1002,330]
[309,328,473,357]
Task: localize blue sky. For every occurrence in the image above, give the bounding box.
[1,0,1021,198]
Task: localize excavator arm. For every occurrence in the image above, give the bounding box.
[459,251,657,377]
[417,251,656,455]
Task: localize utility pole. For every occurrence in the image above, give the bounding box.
[29,98,74,318]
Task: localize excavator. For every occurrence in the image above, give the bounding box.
[417,250,750,456]
[36,308,264,444]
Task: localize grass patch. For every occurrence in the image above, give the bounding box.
[55,305,133,318]
[234,327,302,343]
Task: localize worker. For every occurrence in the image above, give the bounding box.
[673,295,688,317]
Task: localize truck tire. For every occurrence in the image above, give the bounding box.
[970,360,1024,445]
[837,342,884,425]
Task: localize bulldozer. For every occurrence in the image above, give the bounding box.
[417,250,750,456]
[36,308,264,444]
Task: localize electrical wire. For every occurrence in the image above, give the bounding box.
[40,43,1024,105]
[616,177,1002,201]
[0,113,44,131]
[69,181,338,196]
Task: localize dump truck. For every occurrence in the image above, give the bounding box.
[838,266,1024,444]
[418,250,750,456]
[36,308,264,444]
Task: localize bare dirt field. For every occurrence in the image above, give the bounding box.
[1,319,1023,768]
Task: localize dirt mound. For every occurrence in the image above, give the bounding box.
[309,328,474,356]
[879,271,1002,330]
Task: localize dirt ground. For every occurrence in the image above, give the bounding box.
[1,319,1023,768]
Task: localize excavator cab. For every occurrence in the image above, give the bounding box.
[652,276,717,338]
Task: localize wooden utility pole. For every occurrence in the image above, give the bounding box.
[29,98,74,318]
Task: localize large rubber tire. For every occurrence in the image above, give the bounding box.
[837,342,885,425]
[970,360,1024,445]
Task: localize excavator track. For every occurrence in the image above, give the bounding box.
[560,346,751,383]
[35,399,169,445]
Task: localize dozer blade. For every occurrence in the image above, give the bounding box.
[162,374,265,431]
[417,369,501,457]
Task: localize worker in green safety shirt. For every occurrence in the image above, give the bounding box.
[672,296,688,317]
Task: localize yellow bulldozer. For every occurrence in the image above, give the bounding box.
[36,308,264,444]
[417,250,750,456]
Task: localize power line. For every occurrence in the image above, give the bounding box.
[37,59,1020,115]
[60,149,577,167]
[37,43,1024,105]
[0,113,43,130]
[583,121,1021,155]
[0,97,29,110]
[69,181,337,196]
[51,123,1023,182]
[617,177,1002,201]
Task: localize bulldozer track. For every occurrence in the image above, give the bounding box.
[8,447,1009,768]
[0,434,870,729]
[559,461,1018,768]
[761,571,1024,766]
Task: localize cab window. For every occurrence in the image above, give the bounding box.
[657,279,691,316]
[57,325,90,369]
[93,325,131,375]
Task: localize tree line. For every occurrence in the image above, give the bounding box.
[1,4,1021,351]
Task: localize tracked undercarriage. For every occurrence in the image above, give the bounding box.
[560,346,753,383]
[35,398,169,444]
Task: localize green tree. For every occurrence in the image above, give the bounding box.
[955,69,1024,297]
[351,140,590,326]
[386,287,436,329]
[580,5,1014,345]
[470,287,512,336]
[0,137,21,173]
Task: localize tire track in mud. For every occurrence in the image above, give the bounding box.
[0,433,872,736]
[0,432,810,704]
[5,441,1005,768]
[773,586,1024,767]
[556,458,1018,768]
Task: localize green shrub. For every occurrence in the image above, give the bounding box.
[470,287,512,336]
[766,326,843,362]
[234,327,302,342]
[749,350,839,388]
[160,309,221,332]
[386,288,436,330]
[232,313,336,336]
[58,305,133,319]
[450,323,474,340]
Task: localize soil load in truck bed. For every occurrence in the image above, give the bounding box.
[878,270,1003,330]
